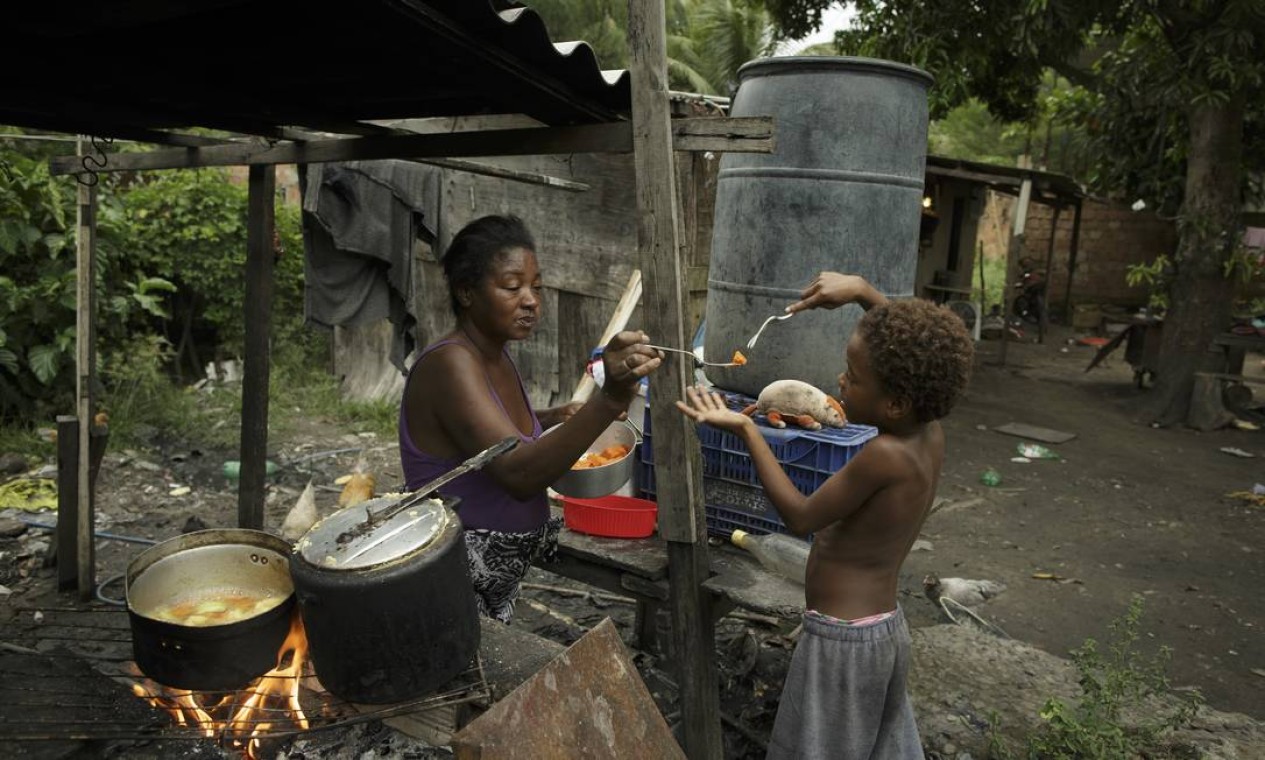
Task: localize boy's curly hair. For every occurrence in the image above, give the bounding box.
[856,299,974,423]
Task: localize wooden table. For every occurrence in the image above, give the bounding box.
[539,510,805,654]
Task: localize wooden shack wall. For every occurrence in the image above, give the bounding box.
[333,115,719,409]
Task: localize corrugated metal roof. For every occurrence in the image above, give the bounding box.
[1,0,632,141]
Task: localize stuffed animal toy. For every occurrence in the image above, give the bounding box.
[741,379,846,430]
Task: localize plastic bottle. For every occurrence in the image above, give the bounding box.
[730,529,809,585]
[222,460,278,479]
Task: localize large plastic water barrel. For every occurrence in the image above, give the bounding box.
[704,57,933,397]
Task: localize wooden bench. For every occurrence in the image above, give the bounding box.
[539,509,803,655]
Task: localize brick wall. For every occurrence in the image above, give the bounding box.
[982,194,1178,309]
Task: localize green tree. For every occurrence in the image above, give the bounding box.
[764,0,1265,424]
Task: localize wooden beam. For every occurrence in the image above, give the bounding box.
[74,140,98,600]
[47,118,774,176]
[627,1,721,757]
[1038,204,1061,343]
[237,166,275,530]
[55,415,80,592]
[1062,198,1084,325]
[997,177,1033,366]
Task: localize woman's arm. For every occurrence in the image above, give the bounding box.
[426,331,659,500]
[536,401,584,429]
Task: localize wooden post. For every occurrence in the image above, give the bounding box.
[1062,197,1083,325]
[74,141,98,600]
[55,416,80,591]
[1038,204,1061,344]
[627,1,721,757]
[238,165,275,529]
[997,178,1032,366]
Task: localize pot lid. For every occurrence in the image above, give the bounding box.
[295,494,451,571]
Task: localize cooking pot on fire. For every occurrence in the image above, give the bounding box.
[289,437,517,704]
[290,493,478,704]
[125,529,296,691]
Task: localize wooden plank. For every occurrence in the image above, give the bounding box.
[704,549,805,619]
[47,117,774,176]
[992,422,1077,444]
[74,143,97,601]
[666,541,720,756]
[420,157,589,192]
[411,243,454,351]
[627,1,721,757]
[1039,204,1061,343]
[671,115,774,152]
[570,270,642,403]
[554,516,670,579]
[476,616,564,699]
[237,166,275,530]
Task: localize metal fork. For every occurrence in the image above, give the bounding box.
[746,313,794,350]
[646,345,743,368]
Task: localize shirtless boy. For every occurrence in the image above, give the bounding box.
[676,272,974,759]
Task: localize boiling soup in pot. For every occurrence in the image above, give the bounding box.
[150,590,290,627]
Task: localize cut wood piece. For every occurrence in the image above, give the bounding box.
[992,422,1077,444]
[570,269,642,403]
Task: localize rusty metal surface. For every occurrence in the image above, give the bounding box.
[451,618,684,759]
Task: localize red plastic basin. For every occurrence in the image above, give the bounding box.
[562,495,658,539]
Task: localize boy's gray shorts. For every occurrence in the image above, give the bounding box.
[767,606,922,759]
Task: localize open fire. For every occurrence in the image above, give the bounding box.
[130,610,311,758]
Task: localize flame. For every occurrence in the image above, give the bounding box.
[130,611,310,758]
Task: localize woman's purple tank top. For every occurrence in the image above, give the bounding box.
[399,339,549,533]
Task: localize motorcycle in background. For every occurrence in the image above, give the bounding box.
[1012,257,1047,325]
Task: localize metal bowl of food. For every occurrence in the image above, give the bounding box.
[549,418,641,499]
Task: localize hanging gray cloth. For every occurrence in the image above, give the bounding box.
[301,160,443,370]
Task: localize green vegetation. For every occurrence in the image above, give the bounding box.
[0,133,395,455]
[527,0,776,95]
[987,597,1203,760]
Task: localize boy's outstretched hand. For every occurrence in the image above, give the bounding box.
[785,271,887,314]
[675,385,753,434]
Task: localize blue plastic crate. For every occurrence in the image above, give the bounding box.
[639,392,877,536]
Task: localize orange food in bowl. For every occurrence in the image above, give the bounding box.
[571,443,631,470]
[731,350,748,366]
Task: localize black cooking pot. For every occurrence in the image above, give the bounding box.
[125,529,295,690]
[289,493,479,704]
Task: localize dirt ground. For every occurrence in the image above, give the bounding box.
[928,327,1264,720]
[1,323,1262,757]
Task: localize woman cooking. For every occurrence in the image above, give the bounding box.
[400,214,661,623]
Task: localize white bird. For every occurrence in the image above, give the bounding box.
[923,573,1006,607]
[280,480,319,542]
